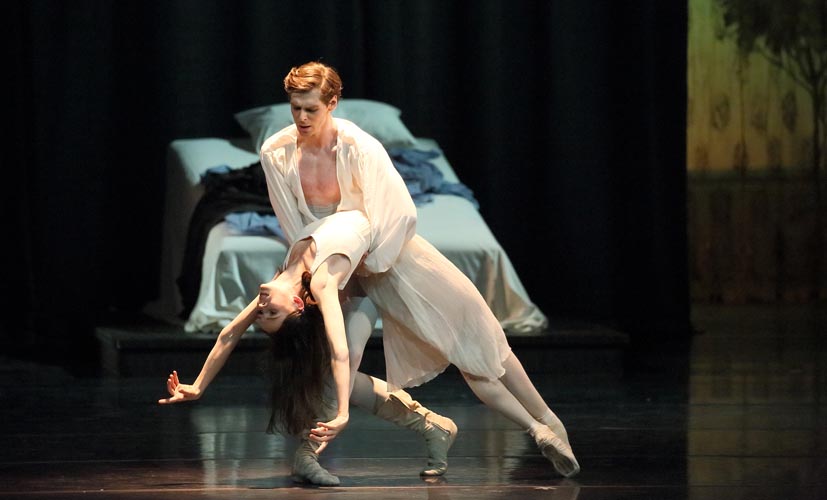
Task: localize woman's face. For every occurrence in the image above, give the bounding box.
[255,279,304,334]
[290,88,337,139]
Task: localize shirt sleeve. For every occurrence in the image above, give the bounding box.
[260,148,304,244]
[355,139,417,273]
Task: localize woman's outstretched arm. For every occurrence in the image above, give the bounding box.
[158,297,260,404]
[307,259,351,450]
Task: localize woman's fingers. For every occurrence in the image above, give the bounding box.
[159,371,193,405]
[162,370,182,401]
[307,433,334,443]
[317,416,348,430]
[310,425,334,437]
[309,421,343,441]
[314,441,328,455]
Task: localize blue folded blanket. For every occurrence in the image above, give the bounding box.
[387,148,479,209]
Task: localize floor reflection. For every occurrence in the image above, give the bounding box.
[687,304,826,497]
[0,305,824,498]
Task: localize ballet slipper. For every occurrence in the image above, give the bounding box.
[374,391,458,476]
[537,409,571,448]
[529,425,580,478]
[291,439,340,486]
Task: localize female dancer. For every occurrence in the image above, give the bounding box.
[160,210,457,485]
[257,210,579,478]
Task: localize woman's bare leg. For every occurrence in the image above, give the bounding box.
[461,370,539,430]
[341,297,396,409]
[342,297,379,392]
[498,353,569,445]
[461,357,579,477]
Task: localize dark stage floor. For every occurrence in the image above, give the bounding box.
[1,304,825,499]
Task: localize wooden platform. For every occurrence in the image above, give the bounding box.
[95,317,630,378]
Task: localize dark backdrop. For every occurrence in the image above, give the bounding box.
[7,0,689,373]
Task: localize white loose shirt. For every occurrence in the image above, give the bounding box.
[260,118,417,274]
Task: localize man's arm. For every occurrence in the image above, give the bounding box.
[355,141,417,273]
[261,148,304,244]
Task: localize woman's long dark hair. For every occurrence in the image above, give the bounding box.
[265,272,331,436]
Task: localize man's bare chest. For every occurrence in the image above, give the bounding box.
[298,154,340,204]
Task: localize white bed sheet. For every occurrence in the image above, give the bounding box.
[145,137,548,334]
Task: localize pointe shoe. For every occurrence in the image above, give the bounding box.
[539,411,571,448]
[530,425,580,478]
[374,391,458,476]
[291,439,340,486]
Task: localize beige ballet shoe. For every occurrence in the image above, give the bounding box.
[374,391,458,476]
[291,439,340,486]
[530,425,580,478]
[539,410,571,448]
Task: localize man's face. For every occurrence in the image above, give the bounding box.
[290,88,337,139]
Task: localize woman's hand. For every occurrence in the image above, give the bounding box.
[158,370,202,404]
[308,414,349,454]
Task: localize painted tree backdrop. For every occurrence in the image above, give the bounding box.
[688,0,825,172]
[687,0,826,303]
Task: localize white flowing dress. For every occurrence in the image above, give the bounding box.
[261,120,511,390]
[360,234,512,390]
[286,210,513,391]
[289,211,371,290]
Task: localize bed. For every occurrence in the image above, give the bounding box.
[145,99,548,335]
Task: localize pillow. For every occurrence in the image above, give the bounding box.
[234,103,292,153]
[235,99,419,152]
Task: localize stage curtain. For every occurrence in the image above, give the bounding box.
[6,0,688,365]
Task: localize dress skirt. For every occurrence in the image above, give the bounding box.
[360,235,513,390]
